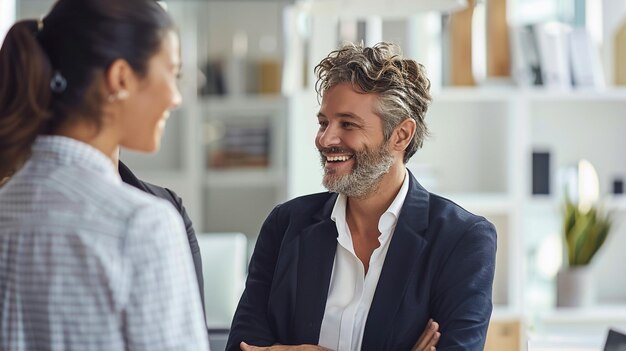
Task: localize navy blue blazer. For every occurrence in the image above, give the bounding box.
[118,161,205,315]
[227,171,496,351]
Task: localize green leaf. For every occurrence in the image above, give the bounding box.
[562,198,611,267]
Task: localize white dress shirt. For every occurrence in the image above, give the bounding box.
[318,170,410,351]
[0,136,209,351]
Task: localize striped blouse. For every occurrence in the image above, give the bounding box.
[0,136,209,350]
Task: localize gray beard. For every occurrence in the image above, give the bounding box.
[320,141,394,199]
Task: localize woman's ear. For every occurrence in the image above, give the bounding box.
[104,58,136,97]
[391,117,416,152]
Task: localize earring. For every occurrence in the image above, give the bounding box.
[108,89,129,102]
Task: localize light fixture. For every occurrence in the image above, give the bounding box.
[295,0,468,18]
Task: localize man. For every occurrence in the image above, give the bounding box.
[227,42,496,351]
[115,153,205,314]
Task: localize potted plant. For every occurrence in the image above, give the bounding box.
[556,161,612,307]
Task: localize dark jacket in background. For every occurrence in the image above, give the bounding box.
[119,161,205,314]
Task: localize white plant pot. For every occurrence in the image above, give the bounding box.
[556,267,595,307]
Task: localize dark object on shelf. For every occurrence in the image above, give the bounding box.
[604,328,626,351]
[532,151,550,195]
[613,178,624,195]
[200,60,226,96]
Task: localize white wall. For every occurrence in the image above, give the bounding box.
[0,0,16,44]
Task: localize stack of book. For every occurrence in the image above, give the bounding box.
[510,23,605,89]
[199,58,282,96]
[209,123,271,169]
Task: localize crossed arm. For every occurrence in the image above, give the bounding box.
[238,319,441,351]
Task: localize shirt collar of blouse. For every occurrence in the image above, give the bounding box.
[30,135,120,184]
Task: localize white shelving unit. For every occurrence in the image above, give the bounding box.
[199,96,288,239]
[120,2,290,245]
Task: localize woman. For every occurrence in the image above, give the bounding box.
[0,0,208,350]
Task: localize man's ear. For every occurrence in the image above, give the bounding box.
[104,59,136,96]
[391,118,416,152]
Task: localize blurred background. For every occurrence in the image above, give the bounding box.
[3,0,626,349]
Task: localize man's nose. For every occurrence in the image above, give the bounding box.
[317,124,341,147]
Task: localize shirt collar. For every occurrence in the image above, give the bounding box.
[330,168,410,244]
[30,135,120,183]
[377,169,409,238]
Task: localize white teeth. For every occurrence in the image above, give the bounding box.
[327,155,351,162]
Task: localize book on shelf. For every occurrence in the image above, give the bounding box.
[510,24,543,86]
[448,0,476,86]
[534,22,572,90]
[199,57,282,96]
[257,59,281,95]
[614,20,626,86]
[208,124,271,169]
[569,27,605,89]
[510,23,605,89]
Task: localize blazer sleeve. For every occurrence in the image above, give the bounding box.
[431,219,497,350]
[165,188,205,314]
[226,205,283,351]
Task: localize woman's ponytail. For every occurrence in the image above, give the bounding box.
[0,20,52,179]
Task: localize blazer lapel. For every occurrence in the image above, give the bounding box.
[292,194,339,343]
[118,161,150,192]
[362,172,430,350]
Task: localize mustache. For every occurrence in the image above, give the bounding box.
[318,146,354,154]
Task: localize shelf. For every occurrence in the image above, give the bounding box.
[204,169,285,187]
[526,335,604,351]
[526,88,626,102]
[434,86,626,103]
[526,196,626,213]
[492,305,524,321]
[433,87,516,102]
[526,196,561,212]
[528,306,626,351]
[604,196,626,212]
[439,193,514,215]
[199,95,286,113]
[538,306,626,324]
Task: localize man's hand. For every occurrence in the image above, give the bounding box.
[238,320,439,351]
[412,319,441,351]
[240,342,332,351]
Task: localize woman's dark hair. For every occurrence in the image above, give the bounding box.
[0,0,174,178]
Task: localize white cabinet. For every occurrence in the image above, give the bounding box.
[435,89,626,315]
